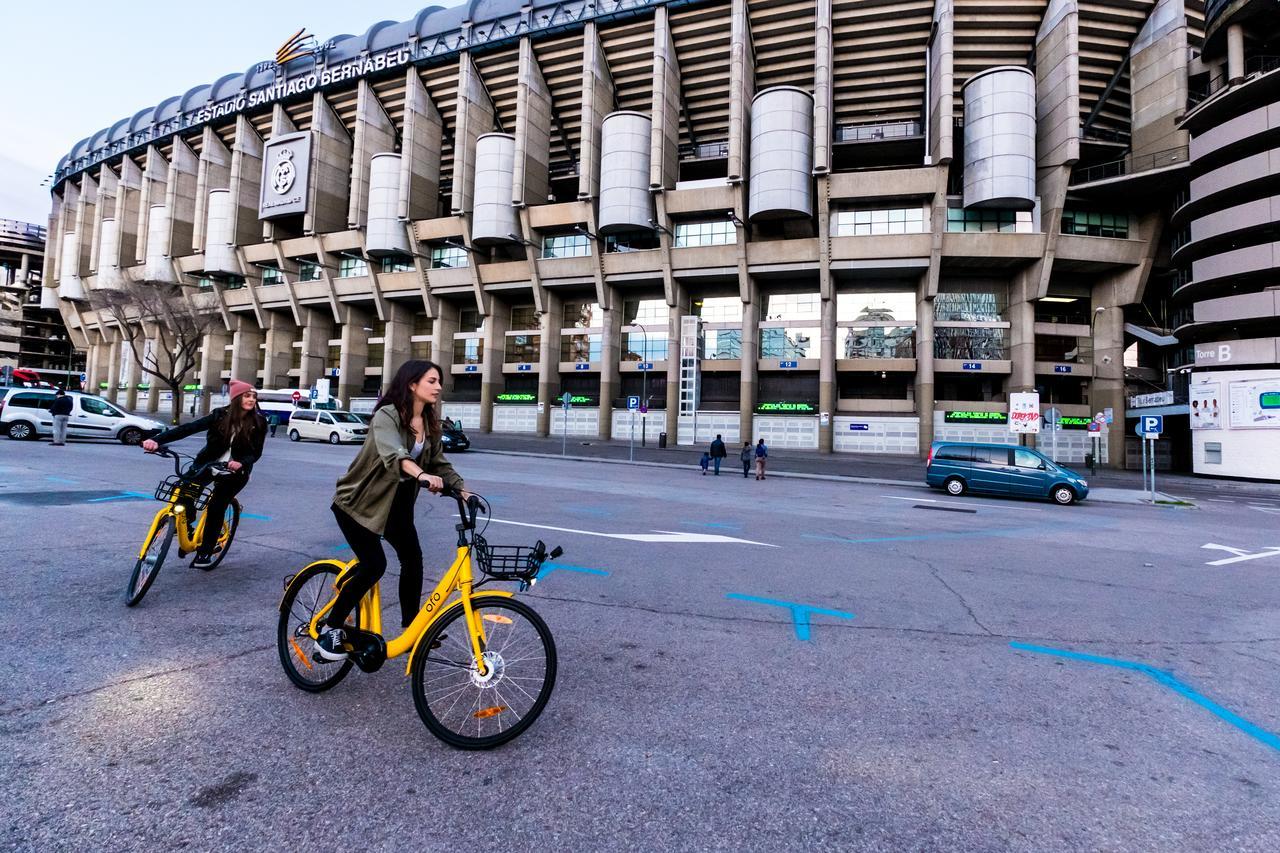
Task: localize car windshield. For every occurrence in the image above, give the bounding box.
[331,412,362,424]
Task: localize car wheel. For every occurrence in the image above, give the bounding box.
[288,429,301,442]
[1051,485,1076,506]
[119,427,143,446]
[329,432,340,445]
[7,420,36,441]
[944,476,966,497]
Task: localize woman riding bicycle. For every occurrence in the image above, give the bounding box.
[317,359,468,660]
[140,379,267,568]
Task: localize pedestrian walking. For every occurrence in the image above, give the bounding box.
[50,389,73,446]
[754,438,769,480]
[709,434,727,475]
[739,441,753,478]
[699,451,711,475]
[268,412,279,437]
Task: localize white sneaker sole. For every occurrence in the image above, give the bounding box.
[314,643,349,662]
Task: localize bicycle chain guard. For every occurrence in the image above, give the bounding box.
[348,628,387,673]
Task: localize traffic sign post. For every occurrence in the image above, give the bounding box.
[626,396,640,461]
[291,390,302,404]
[1133,419,1162,501]
[1043,406,1061,463]
[560,392,572,456]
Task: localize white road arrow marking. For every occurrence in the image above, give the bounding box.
[486,518,777,547]
[1202,543,1280,566]
[1249,505,1280,515]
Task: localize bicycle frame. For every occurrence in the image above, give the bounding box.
[137,499,218,559]
[303,542,512,676]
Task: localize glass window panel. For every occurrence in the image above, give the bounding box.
[694,296,743,322]
[838,326,916,358]
[933,327,1008,359]
[504,334,540,362]
[837,291,916,321]
[563,300,601,328]
[430,245,468,269]
[934,287,1008,322]
[458,310,485,334]
[763,292,821,322]
[452,338,483,364]
[759,326,820,359]
[260,266,283,285]
[623,333,667,361]
[623,299,670,325]
[703,328,742,359]
[337,257,368,278]
[510,305,538,330]
[412,314,434,336]
[380,257,412,273]
[560,333,602,362]
[542,234,591,259]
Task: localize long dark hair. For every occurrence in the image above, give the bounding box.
[376,360,442,440]
[220,396,265,448]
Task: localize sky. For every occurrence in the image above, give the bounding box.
[0,0,453,227]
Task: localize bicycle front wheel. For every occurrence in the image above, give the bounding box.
[126,517,175,606]
[410,595,557,750]
[200,500,241,571]
[277,562,355,692]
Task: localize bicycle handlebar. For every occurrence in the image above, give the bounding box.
[146,446,234,479]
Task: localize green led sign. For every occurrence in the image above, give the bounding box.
[1058,416,1092,429]
[944,411,1006,424]
[569,394,594,405]
[1261,392,1280,409]
[496,392,536,403]
[98,382,110,389]
[756,401,817,414]
[182,384,199,391]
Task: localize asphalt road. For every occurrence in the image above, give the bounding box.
[2,434,1279,851]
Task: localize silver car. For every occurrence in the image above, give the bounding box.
[1,389,165,444]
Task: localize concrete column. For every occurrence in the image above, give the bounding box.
[144,335,162,415]
[818,296,837,453]
[299,307,334,390]
[727,0,754,183]
[915,292,935,454]
[104,338,121,404]
[537,292,564,436]
[480,307,510,433]
[306,94,354,236]
[262,313,296,389]
[198,328,231,416]
[664,302,685,439]
[1227,24,1246,83]
[230,323,265,388]
[577,22,615,201]
[598,297,620,440]
[85,339,106,395]
[400,68,443,220]
[812,0,833,174]
[739,292,759,443]
[649,7,681,192]
[349,80,397,229]
[337,306,371,405]
[382,302,413,391]
[432,301,460,392]
[1091,302,1125,468]
[1008,296,1035,395]
[121,338,140,410]
[451,52,497,215]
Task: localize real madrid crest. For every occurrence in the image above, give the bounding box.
[271,147,296,195]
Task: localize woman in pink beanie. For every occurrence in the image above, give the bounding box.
[141,379,267,568]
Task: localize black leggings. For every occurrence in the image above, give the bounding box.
[328,481,425,630]
[178,468,248,556]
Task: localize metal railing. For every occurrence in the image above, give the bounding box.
[678,141,729,160]
[1069,145,1189,186]
[834,121,921,143]
[1189,55,1280,106]
[0,220,47,241]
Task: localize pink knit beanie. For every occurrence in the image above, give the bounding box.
[228,379,254,402]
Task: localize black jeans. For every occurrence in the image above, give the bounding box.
[328,481,424,631]
[178,468,248,556]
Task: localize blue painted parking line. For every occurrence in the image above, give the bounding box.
[726,593,855,641]
[86,491,151,503]
[240,512,272,521]
[680,520,744,531]
[1011,641,1280,753]
[536,562,610,580]
[330,543,353,553]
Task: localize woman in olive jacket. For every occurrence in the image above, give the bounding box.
[317,359,468,660]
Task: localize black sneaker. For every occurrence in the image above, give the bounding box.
[191,553,215,570]
[316,628,351,661]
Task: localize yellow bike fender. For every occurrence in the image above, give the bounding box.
[138,510,172,560]
[279,559,354,613]
[404,590,514,676]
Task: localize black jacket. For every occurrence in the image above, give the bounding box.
[709,438,727,459]
[152,407,268,474]
[50,396,73,416]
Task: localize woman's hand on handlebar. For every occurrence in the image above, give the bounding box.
[417,473,444,493]
[142,439,159,453]
[227,460,243,472]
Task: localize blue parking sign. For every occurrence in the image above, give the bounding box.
[627,396,640,411]
[1135,414,1163,437]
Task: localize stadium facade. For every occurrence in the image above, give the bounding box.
[43,0,1280,476]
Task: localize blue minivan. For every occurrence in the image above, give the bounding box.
[925,442,1089,505]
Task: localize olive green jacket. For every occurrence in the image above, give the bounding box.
[332,406,465,534]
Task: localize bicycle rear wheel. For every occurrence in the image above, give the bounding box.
[277,562,355,692]
[200,500,241,571]
[410,596,557,750]
[125,517,174,606]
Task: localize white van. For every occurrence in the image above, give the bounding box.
[287,409,368,444]
[1,390,166,444]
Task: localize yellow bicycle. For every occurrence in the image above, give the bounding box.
[277,489,562,749]
[125,448,241,606]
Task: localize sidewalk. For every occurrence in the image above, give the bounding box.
[464,432,1203,506]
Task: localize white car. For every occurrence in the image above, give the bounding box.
[287,409,369,444]
[1,389,166,444]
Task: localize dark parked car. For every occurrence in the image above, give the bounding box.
[349,412,469,451]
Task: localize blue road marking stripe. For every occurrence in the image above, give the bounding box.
[240,512,272,521]
[1011,641,1280,753]
[86,491,151,503]
[726,593,855,641]
[537,562,610,580]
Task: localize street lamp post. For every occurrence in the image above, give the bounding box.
[624,323,650,446]
[1089,306,1106,474]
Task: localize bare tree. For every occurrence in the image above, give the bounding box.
[90,279,218,424]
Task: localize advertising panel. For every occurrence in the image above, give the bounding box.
[1228,378,1280,429]
[1008,392,1040,433]
[1189,381,1221,430]
[259,132,312,219]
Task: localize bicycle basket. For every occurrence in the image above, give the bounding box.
[471,535,541,582]
[154,475,210,510]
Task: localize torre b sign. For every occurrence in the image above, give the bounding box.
[259,132,312,219]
